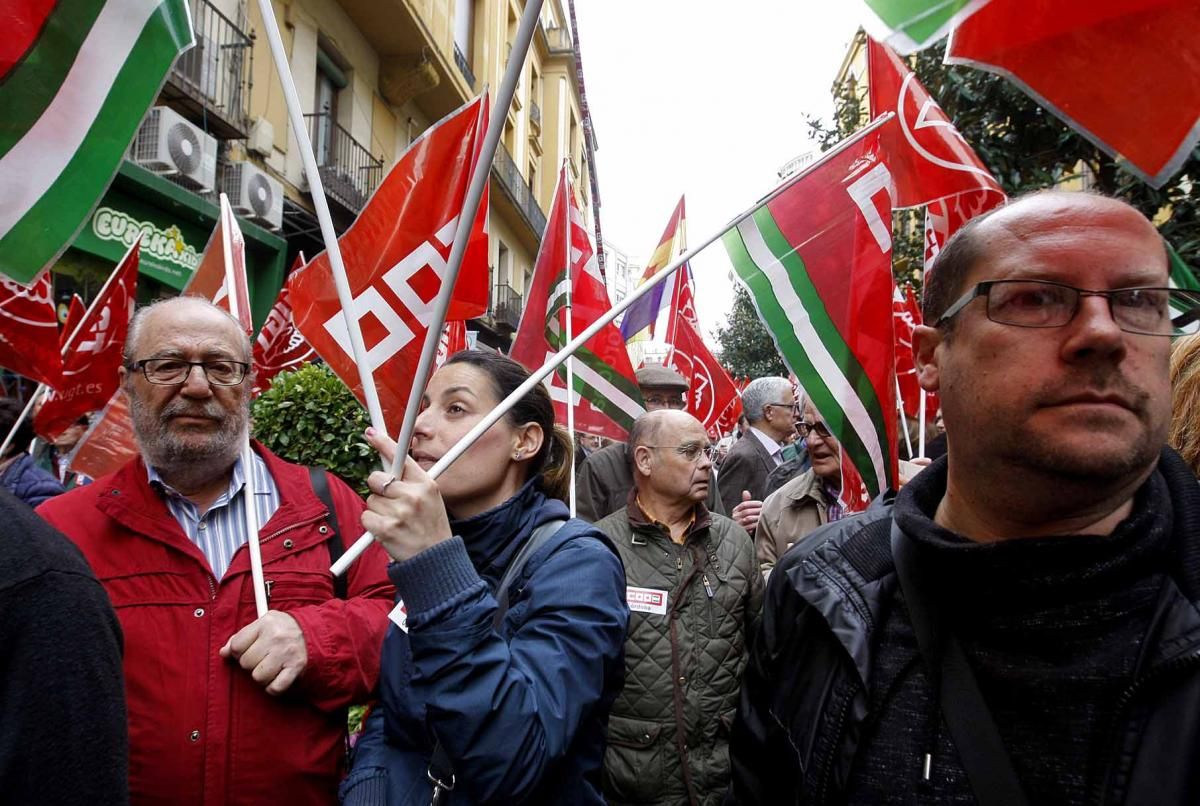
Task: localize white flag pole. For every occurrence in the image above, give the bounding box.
[563,170,577,518]
[918,389,927,459]
[252,0,387,443]
[219,197,268,618]
[332,113,896,575]
[896,376,913,460]
[383,0,545,492]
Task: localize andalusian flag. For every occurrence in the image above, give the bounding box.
[722,121,898,505]
[0,0,194,284]
[1169,242,1200,335]
[861,0,993,53]
[619,197,686,343]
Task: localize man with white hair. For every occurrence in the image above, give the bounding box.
[718,376,796,529]
[38,296,394,805]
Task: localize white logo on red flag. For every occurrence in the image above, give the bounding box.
[35,240,139,440]
[0,272,63,388]
[252,255,317,396]
[288,94,490,436]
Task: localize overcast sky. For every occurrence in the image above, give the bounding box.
[574,1,865,339]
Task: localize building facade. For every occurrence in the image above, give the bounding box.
[52,0,595,351]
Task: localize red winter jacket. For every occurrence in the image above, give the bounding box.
[37,443,393,806]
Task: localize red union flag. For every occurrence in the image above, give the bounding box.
[511,167,644,441]
[185,195,253,332]
[663,263,739,436]
[434,320,468,368]
[947,0,1200,188]
[35,239,139,440]
[59,293,86,349]
[289,95,490,434]
[0,272,63,387]
[68,393,139,480]
[893,284,939,420]
[252,255,316,396]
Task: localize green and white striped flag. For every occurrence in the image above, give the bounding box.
[0,0,194,284]
[861,0,993,53]
[722,122,898,506]
[1168,242,1200,335]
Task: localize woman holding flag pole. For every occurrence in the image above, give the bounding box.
[340,350,628,805]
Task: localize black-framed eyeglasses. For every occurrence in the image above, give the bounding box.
[129,358,250,386]
[763,401,794,414]
[644,443,718,463]
[643,393,686,410]
[796,420,833,440]
[934,279,1200,337]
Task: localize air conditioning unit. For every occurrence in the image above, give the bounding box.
[130,106,217,192]
[222,160,283,230]
[178,33,221,101]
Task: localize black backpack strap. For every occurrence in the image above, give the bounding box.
[891,524,1031,806]
[307,466,347,600]
[426,518,567,802]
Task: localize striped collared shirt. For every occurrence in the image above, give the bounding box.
[147,452,281,580]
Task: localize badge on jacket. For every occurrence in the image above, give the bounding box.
[626,586,668,615]
[389,600,408,633]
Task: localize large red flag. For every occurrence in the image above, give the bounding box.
[252,255,316,396]
[288,95,490,435]
[947,0,1200,188]
[185,194,253,333]
[0,272,63,388]
[663,262,739,437]
[867,35,1005,275]
[893,283,940,420]
[511,167,644,441]
[34,240,139,439]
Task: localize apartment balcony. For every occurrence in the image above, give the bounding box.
[454,44,476,91]
[492,142,547,241]
[162,0,252,139]
[491,283,524,332]
[304,113,384,214]
[530,100,542,135]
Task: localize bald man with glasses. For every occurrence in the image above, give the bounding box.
[596,409,761,805]
[731,192,1200,805]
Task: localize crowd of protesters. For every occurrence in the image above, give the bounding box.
[7,190,1200,805]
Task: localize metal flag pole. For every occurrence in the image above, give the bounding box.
[332,113,896,575]
[918,389,927,459]
[382,0,545,499]
[896,376,913,459]
[253,0,388,443]
[563,169,577,517]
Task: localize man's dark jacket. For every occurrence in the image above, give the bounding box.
[0,486,127,804]
[729,448,1200,805]
[718,432,774,514]
[577,441,725,523]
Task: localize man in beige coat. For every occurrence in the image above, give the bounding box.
[755,399,845,576]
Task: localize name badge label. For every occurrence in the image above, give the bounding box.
[627,586,668,615]
[388,600,409,633]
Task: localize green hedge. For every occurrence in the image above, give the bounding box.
[251,363,377,496]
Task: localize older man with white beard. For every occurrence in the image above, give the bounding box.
[38,296,393,806]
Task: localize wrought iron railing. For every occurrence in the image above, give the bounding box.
[493,142,547,238]
[303,113,384,213]
[530,100,542,132]
[168,0,252,136]
[491,283,524,330]
[454,44,476,90]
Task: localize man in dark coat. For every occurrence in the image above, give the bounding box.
[717,376,795,532]
[1,486,127,804]
[731,192,1200,804]
[576,365,724,521]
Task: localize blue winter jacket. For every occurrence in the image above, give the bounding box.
[0,453,64,508]
[341,480,629,805]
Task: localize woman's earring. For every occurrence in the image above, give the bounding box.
[514,450,523,460]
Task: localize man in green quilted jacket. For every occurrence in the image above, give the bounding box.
[596,409,763,806]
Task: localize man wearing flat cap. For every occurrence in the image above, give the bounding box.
[576,365,726,522]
